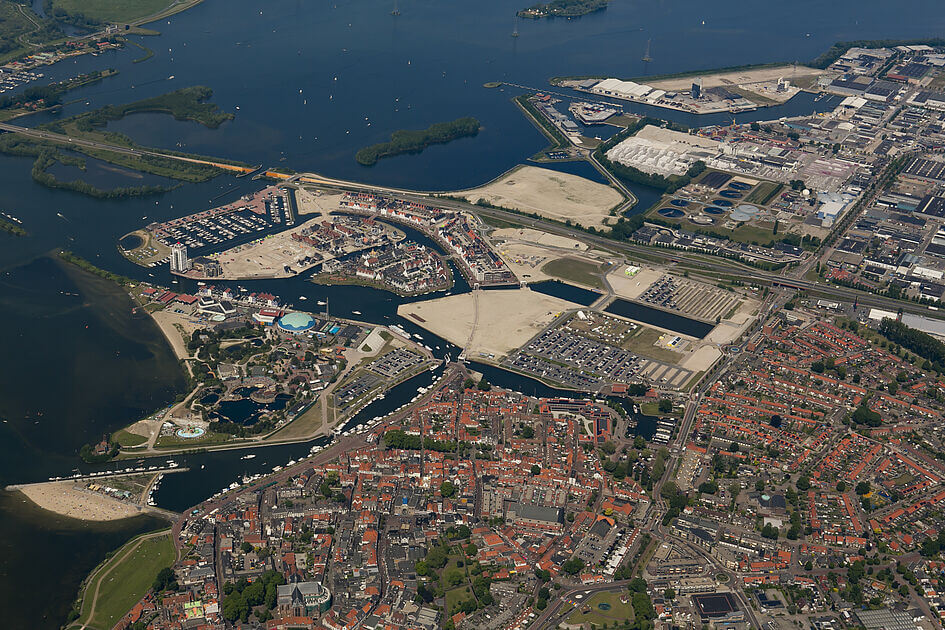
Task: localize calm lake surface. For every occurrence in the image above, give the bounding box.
[3,0,945,624]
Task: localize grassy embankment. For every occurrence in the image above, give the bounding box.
[511,93,573,159]
[0,86,247,197]
[356,116,480,166]
[49,0,185,24]
[66,531,175,630]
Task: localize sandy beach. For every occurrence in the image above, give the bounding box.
[150,309,199,361]
[14,481,145,521]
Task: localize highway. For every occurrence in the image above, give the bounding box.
[4,119,941,321]
[0,121,252,173]
[290,169,945,322]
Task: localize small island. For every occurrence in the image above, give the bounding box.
[0,217,26,236]
[517,0,608,19]
[355,116,480,166]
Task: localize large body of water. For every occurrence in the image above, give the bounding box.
[2,0,944,625]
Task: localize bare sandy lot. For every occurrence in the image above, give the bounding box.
[215,217,324,279]
[607,267,662,300]
[295,187,346,215]
[704,299,759,346]
[462,166,623,229]
[16,482,144,521]
[648,65,823,93]
[495,243,555,283]
[682,346,722,373]
[492,227,589,251]
[398,289,578,359]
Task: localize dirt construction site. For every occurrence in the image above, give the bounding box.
[460,165,624,229]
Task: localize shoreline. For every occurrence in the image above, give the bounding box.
[9,481,151,522]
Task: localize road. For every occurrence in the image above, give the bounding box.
[0,122,252,174]
[290,169,945,322]
[4,119,939,320]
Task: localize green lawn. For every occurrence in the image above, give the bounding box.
[622,326,683,363]
[51,0,178,23]
[113,429,148,447]
[153,429,232,449]
[566,590,634,627]
[445,585,474,614]
[72,532,175,630]
[540,257,605,290]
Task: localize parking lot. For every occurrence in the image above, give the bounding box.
[639,275,741,322]
[333,372,383,408]
[506,327,693,390]
[368,348,425,378]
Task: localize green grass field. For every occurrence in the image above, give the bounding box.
[50,0,177,23]
[154,429,232,449]
[745,181,784,205]
[622,326,683,363]
[566,590,634,627]
[113,429,148,447]
[71,532,175,630]
[540,257,605,290]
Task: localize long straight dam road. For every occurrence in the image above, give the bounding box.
[4,119,940,321]
[0,122,253,173]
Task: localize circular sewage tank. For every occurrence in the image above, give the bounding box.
[704,206,725,215]
[712,199,734,207]
[719,190,742,199]
[278,311,316,333]
[669,199,690,207]
[730,204,760,222]
[728,181,751,191]
[658,207,684,218]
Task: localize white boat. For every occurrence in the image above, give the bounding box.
[352,310,361,315]
[317,301,326,306]
[299,296,307,300]
[241,454,256,460]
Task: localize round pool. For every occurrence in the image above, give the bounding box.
[176,426,206,439]
[658,208,685,218]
